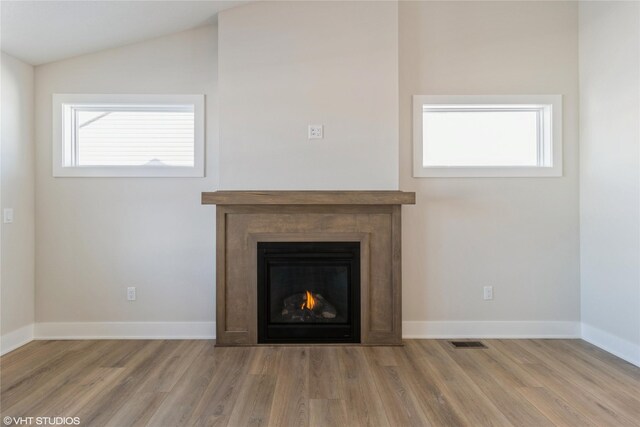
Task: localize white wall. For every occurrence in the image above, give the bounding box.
[579,1,640,365]
[217,1,398,190]
[1,52,35,353]
[22,1,611,345]
[34,26,218,337]
[399,1,581,337]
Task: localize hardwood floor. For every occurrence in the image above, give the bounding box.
[1,339,639,426]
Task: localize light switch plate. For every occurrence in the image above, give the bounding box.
[3,208,14,224]
[308,125,323,139]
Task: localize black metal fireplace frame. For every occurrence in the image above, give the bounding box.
[257,241,360,344]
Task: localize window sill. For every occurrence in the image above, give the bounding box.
[413,166,562,178]
[52,166,204,178]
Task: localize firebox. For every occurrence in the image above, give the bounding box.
[257,242,360,344]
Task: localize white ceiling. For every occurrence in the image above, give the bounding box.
[1,0,249,65]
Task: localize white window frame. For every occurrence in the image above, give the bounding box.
[52,94,205,177]
[413,94,562,178]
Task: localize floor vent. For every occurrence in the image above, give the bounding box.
[450,341,487,349]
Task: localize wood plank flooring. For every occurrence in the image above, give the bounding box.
[1,339,639,426]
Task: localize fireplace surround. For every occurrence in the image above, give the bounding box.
[201,191,415,346]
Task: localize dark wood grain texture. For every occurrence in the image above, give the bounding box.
[201,191,416,205]
[213,203,405,346]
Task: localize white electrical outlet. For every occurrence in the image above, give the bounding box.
[127,287,136,301]
[3,208,14,224]
[308,125,323,139]
[483,286,493,300]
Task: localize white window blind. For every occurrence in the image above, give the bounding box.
[74,106,195,167]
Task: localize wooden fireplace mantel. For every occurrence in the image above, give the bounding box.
[202,190,416,346]
[202,190,416,206]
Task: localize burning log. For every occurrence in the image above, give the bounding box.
[281,291,337,322]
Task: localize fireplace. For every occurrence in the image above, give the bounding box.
[257,242,360,344]
[202,191,415,346]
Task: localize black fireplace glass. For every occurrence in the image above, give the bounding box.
[269,264,349,324]
[257,242,360,344]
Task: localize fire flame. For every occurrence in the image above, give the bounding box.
[301,290,316,310]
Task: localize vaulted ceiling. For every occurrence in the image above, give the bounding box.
[1,0,249,65]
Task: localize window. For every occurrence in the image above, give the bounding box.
[413,95,562,177]
[53,94,204,177]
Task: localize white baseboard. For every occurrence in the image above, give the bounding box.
[402,320,581,339]
[581,323,640,367]
[33,320,580,341]
[17,320,639,369]
[1,324,34,356]
[34,322,216,340]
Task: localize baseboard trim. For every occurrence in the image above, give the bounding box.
[1,324,34,356]
[34,322,216,340]
[581,323,640,367]
[33,320,581,341]
[19,321,639,368]
[402,320,581,339]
